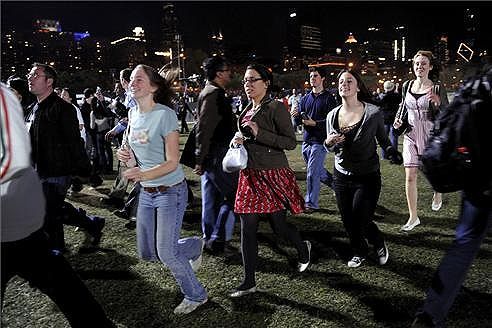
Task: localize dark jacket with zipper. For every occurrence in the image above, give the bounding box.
[238,97,297,169]
[325,102,391,176]
[26,92,89,178]
[195,81,236,167]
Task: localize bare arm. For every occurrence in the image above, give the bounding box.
[123,131,180,182]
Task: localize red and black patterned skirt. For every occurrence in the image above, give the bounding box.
[234,167,305,214]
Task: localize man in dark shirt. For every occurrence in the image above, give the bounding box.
[25,63,104,252]
[292,67,338,213]
[194,56,238,254]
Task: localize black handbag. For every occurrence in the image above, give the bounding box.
[393,80,413,136]
[179,124,196,169]
[428,84,441,121]
[394,105,410,136]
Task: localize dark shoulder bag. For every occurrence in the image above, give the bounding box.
[428,84,442,121]
[179,124,196,169]
[394,80,413,136]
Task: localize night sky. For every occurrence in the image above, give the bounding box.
[3,1,492,59]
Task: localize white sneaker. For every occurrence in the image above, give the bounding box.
[229,286,257,298]
[173,298,208,315]
[347,256,365,268]
[401,217,421,231]
[376,242,389,265]
[297,240,311,272]
[189,239,205,272]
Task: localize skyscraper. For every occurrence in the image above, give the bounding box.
[434,34,450,68]
[160,3,184,76]
[286,9,322,57]
[393,25,407,62]
[161,3,179,52]
[463,8,479,47]
[362,26,393,66]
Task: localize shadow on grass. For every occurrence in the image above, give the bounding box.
[293,213,492,260]
[385,231,492,259]
[67,250,179,328]
[67,192,108,208]
[242,253,423,327]
[319,270,421,326]
[256,226,350,266]
[293,171,306,181]
[447,287,492,324]
[249,224,490,326]
[229,290,360,327]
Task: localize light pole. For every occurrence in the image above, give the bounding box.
[175,34,182,79]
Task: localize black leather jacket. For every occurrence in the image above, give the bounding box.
[26,92,88,178]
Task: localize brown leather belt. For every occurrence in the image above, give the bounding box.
[143,185,169,193]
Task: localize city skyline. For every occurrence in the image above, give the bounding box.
[3,1,492,60]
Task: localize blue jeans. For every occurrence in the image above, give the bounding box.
[136,180,207,302]
[421,192,492,327]
[302,142,333,209]
[381,123,399,158]
[201,156,238,244]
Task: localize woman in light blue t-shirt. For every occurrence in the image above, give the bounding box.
[117,64,207,315]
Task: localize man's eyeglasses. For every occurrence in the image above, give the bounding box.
[26,73,47,80]
[242,77,263,84]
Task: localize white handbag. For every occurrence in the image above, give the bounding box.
[222,139,248,173]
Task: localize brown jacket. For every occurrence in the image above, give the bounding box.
[238,97,296,169]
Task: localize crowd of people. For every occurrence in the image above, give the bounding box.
[1,49,491,327]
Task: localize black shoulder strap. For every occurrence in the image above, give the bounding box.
[403,80,413,96]
[397,80,413,120]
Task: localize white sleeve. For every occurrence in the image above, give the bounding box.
[74,105,84,126]
[0,84,32,182]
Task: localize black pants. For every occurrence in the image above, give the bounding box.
[1,229,115,328]
[94,131,113,173]
[239,210,307,287]
[42,178,99,250]
[333,169,384,257]
[180,114,189,133]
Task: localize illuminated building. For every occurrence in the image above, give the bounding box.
[393,25,407,62]
[210,31,224,57]
[434,34,450,67]
[110,27,147,69]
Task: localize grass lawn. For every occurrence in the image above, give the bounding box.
[2,133,491,328]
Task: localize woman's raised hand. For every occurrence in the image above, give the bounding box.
[325,133,345,147]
